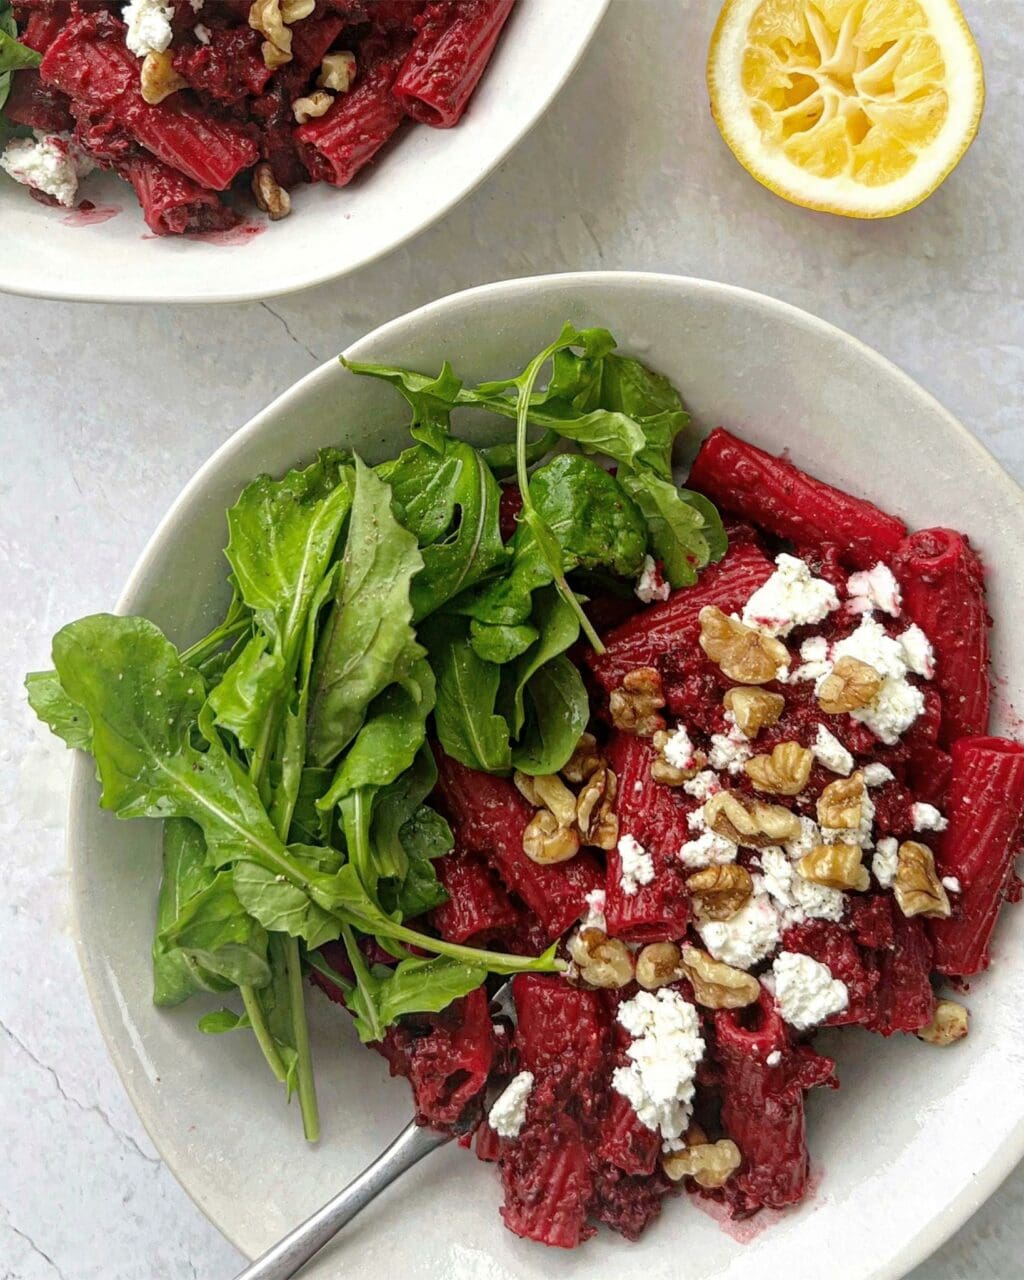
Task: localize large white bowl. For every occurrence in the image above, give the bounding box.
[68,273,1024,1279]
[0,0,607,304]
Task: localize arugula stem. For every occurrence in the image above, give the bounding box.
[514,346,606,656]
[180,603,249,668]
[381,919,566,975]
[240,984,289,1082]
[283,935,320,1142]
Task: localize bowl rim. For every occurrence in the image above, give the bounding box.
[0,2,611,306]
[66,270,1024,1275]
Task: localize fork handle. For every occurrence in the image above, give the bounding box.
[232,1120,450,1280]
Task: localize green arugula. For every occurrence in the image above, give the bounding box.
[0,3,40,116]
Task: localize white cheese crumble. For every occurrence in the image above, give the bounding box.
[770,951,848,1030]
[709,719,754,774]
[741,554,840,638]
[635,554,670,604]
[698,893,781,970]
[783,633,833,683]
[0,133,92,208]
[872,837,899,888]
[942,876,962,894]
[581,887,607,931]
[812,724,854,776]
[832,613,907,680]
[678,828,738,868]
[662,724,695,770]
[911,802,948,833]
[618,834,655,896]
[123,0,174,56]
[784,814,823,861]
[488,1071,534,1138]
[822,785,875,850]
[847,563,902,617]
[862,762,895,787]
[194,21,211,43]
[831,615,926,745]
[899,624,936,679]
[758,847,846,926]
[766,1049,782,1067]
[683,769,721,802]
[612,989,705,1146]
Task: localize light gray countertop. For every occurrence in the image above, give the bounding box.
[2,2,1021,1276]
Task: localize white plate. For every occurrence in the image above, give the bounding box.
[68,273,1024,1278]
[0,1,608,304]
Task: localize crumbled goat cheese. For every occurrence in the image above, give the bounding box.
[782,633,833,683]
[663,724,696,770]
[581,888,607,931]
[872,837,899,888]
[190,0,204,10]
[758,847,846,926]
[862,762,895,787]
[771,951,849,1030]
[812,724,854,776]
[911,802,948,833]
[0,133,92,208]
[122,0,174,56]
[683,770,721,802]
[635,554,670,604]
[194,21,212,43]
[831,615,926,745]
[847,563,902,617]
[766,1049,782,1067]
[784,815,823,861]
[679,828,738,869]
[709,719,754,774]
[612,989,705,1146]
[942,876,962,894]
[633,779,644,793]
[488,1071,534,1138]
[899,624,936,679]
[741,554,840,638]
[801,636,830,663]
[618,834,655,896]
[832,613,908,680]
[698,893,781,970]
[686,808,707,833]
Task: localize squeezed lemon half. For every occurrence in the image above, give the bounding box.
[707,0,985,217]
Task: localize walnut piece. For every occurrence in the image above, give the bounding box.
[522,809,580,865]
[319,50,357,92]
[249,0,292,66]
[894,841,951,918]
[292,90,333,123]
[685,864,754,921]
[916,999,969,1046]
[663,1138,743,1188]
[698,606,790,684]
[704,790,801,848]
[650,729,705,786]
[817,772,866,830]
[576,765,619,850]
[609,667,665,736]
[251,164,292,220]
[139,50,186,105]
[744,741,813,796]
[514,771,577,829]
[635,941,683,990]
[280,0,314,19]
[680,944,760,1008]
[568,928,635,989]
[562,731,603,784]
[723,686,785,737]
[797,842,869,892]
[817,656,883,714]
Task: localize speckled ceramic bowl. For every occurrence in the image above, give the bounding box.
[68,273,1024,1279]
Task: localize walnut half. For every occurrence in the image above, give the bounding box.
[699,606,790,684]
[704,790,801,849]
[140,51,186,105]
[522,809,580,865]
[916,999,969,1046]
[635,941,683,990]
[680,944,760,1008]
[609,667,665,737]
[663,1137,743,1188]
[251,164,292,220]
[744,741,813,796]
[568,928,635,989]
[817,772,866,830]
[894,841,951,918]
[723,686,785,737]
[797,842,869,892]
[817,656,883,714]
[685,864,753,921]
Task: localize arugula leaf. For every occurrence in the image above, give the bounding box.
[307,458,424,767]
[152,820,234,1007]
[618,471,726,587]
[468,620,538,665]
[341,357,462,454]
[499,587,580,737]
[511,655,589,776]
[379,439,507,620]
[25,670,92,751]
[159,869,271,989]
[598,352,689,477]
[422,614,511,774]
[207,633,284,752]
[0,4,40,115]
[374,955,487,1028]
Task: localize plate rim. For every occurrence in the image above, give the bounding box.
[66,270,1024,1276]
[0,0,611,305]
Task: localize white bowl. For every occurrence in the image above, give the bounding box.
[0,0,608,304]
[68,272,1024,1278]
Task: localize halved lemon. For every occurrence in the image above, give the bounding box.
[707,0,985,217]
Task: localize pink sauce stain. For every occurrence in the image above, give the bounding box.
[184,220,266,246]
[61,202,121,227]
[689,1161,825,1244]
